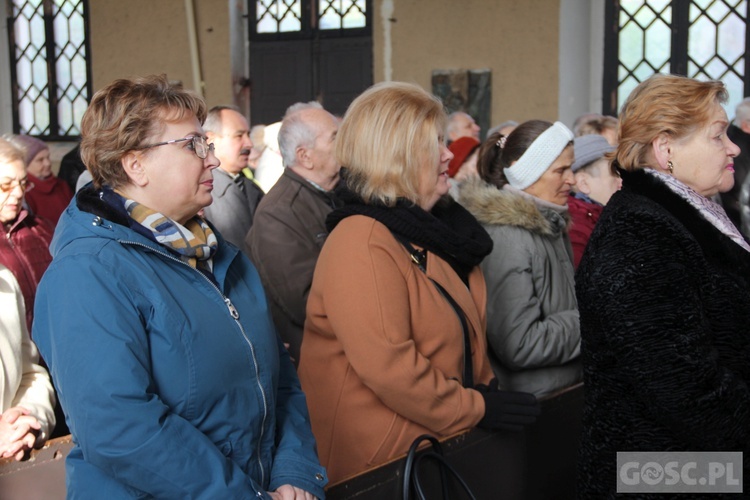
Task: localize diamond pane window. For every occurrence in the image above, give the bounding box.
[256,0,303,33]
[12,0,48,135]
[319,0,366,30]
[688,0,747,116]
[252,0,369,38]
[614,0,673,113]
[605,1,748,117]
[9,0,91,139]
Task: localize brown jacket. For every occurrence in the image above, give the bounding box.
[298,214,494,485]
[245,168,339,364]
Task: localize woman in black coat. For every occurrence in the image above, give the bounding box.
[576,74,750,498]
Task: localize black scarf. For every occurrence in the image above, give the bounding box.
[327,189,493,283]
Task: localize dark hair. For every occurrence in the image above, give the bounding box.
[574,114,618,137]
[477,120,553,189]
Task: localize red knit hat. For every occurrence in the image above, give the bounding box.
[448,136,480,178]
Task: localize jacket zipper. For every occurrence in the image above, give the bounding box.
[5,230,14,247]
[119,239,270,487]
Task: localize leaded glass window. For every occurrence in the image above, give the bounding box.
[688,0,746,113]
[256,0,303,34]
[319,0,366,30]
[8,0,91,139]
[251,0,369,38]
[604,0,748,116]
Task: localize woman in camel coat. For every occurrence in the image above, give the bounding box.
[298,82,540,485]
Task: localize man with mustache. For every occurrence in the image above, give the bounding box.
[203,106,264,249]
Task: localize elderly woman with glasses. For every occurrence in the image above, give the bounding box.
[11,134,73,225]
[0,137,53,332]
[32,75,327,499]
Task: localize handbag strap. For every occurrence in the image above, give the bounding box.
[403,435,441,500]
[390,232,474,388]
[414,452,478,500]
[402,434,477,500]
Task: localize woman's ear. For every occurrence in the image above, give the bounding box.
[121,152,149,187]
[574,172,591,194]
[650,133,671,172]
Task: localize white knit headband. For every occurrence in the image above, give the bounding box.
[503,121,574,190]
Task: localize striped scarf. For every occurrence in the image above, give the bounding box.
[121,197,218,271]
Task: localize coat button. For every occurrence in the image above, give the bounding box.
[315,473,324,481]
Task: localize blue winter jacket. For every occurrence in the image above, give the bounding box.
[33,187,327,499]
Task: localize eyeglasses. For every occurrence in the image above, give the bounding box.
[0,177,33,193]
[139,136,215,159]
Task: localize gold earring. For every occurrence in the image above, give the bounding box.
[667,160,674,174]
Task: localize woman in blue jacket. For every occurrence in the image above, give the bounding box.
[32,75,326,499]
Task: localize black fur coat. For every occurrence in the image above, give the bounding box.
[576,168,750,498]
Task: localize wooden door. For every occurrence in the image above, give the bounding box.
[248,0,372,125]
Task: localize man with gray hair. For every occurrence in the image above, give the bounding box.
[723,97,750,230]
[245,101,341,365]
[446,111,480,144]
[202,105,264,249]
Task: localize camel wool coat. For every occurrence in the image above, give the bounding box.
[298,214,494,485]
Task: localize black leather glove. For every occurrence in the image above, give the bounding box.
[474,378,500,394]
[476,383,540,431]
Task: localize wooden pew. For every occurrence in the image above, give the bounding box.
[327,383,584,500]
[0,435,72,500]
[0,383,583,499]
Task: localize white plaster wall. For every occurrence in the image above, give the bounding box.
[588,1,605,115]
[558,0,604,128]
[379,0,394,82]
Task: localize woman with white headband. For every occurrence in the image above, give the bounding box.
[460,120,581,397]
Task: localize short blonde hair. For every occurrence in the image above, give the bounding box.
[336,81,446,206]
[615,74,727,171]
[80,74,207,188]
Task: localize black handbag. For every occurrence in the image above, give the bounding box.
[402,434,478,500]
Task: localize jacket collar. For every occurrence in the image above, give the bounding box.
[211,168,245,197]
[283,167,342,209]
[54,185,240,288]
[459,178,569,236]
[621,168,750,275]
[27,173,53,194]
[3,208,30,235]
